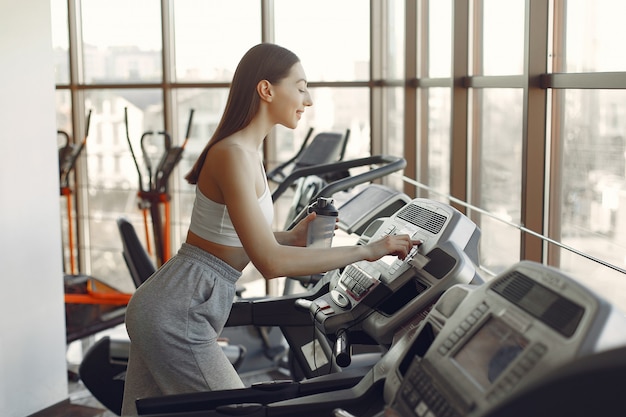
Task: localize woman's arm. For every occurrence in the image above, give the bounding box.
[207,145,416,279]
[274,211,318,247]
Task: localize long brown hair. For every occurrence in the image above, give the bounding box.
[185,43,301,184]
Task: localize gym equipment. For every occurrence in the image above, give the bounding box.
[60,111,142,346]
[266,127,350,187]
[58,109,92,275]
[77,336,128,415]
[476,343,626,417]
[221,155,410,377]
[133,197,485,415]
[117,217,156,289]
[308,198,482,361]
[240,260,626,417]
[79,155,409,415]
[336,183,411,237]
[140,261,626,416]
[64,274,130,344]
[124,107,194,267]
[271,153,409,285]
[271,155,406,219]
[376,261,626,417]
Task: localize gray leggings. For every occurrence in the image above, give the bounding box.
[121,243,245,416]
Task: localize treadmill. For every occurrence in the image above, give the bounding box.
[141,261,626,417]
[135,197,484,415]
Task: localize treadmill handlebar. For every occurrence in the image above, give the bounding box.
[335,329,351,368]
[295,298,313,311]
[271,154,406,203]
[278,155,407,231]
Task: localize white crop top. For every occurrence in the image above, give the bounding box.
[188,177,274,247]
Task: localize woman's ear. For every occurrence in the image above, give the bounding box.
[257,80,273,103]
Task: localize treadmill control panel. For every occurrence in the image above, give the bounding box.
[310,198,483,345]
[382,261,626,417]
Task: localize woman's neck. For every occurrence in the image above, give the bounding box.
[245,106,275,145]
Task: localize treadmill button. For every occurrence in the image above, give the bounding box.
[331,290,350,308]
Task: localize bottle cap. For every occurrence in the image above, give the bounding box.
[309,197,338,217]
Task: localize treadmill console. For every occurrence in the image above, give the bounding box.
[336,183,411,235]
[383,261,626,417]
[310,198,483,346]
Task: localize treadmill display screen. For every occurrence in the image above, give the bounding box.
[338,186,395,226]
[452,317,529,391]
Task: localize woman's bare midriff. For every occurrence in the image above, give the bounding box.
[186,230,251,272]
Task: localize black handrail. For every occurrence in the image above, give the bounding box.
[272,154,406,230]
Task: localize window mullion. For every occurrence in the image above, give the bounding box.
[450,0,470,214]
[520,0,550,262]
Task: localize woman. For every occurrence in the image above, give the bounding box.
[121,43,417,415]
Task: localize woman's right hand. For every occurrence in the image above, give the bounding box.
[363,234,421,262]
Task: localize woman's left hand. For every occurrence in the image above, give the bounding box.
[289,211,339,247]
[289,212,317,247]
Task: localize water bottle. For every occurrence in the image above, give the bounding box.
[306,197,339,248]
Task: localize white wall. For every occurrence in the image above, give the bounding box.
[0,0,69,416]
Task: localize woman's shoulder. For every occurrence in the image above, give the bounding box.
[210,137,251,157]
[207,140,245,165]
[205,140,257,179]
[199,141,249,196]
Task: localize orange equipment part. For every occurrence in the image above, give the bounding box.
[61,186,76,275]
[64,277,132,306]
[141,207,152,256]
[162,194,171,263]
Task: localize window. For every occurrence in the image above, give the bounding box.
[481,0,525,76]
[172,87,230,246]
[556,89,626,305]
[428,0,451,78]
[382,0,406,191]
[426,88,451,197]
[273,0,373,190]
[81,90,164,291]
[54,0,375,293]
[51,0,69,84]
[475,89,524,274]
[274,0,370,82]
[53,1,626,311]
[81,0,162,83]
[173,0,261,82]
[564,0,626,73]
